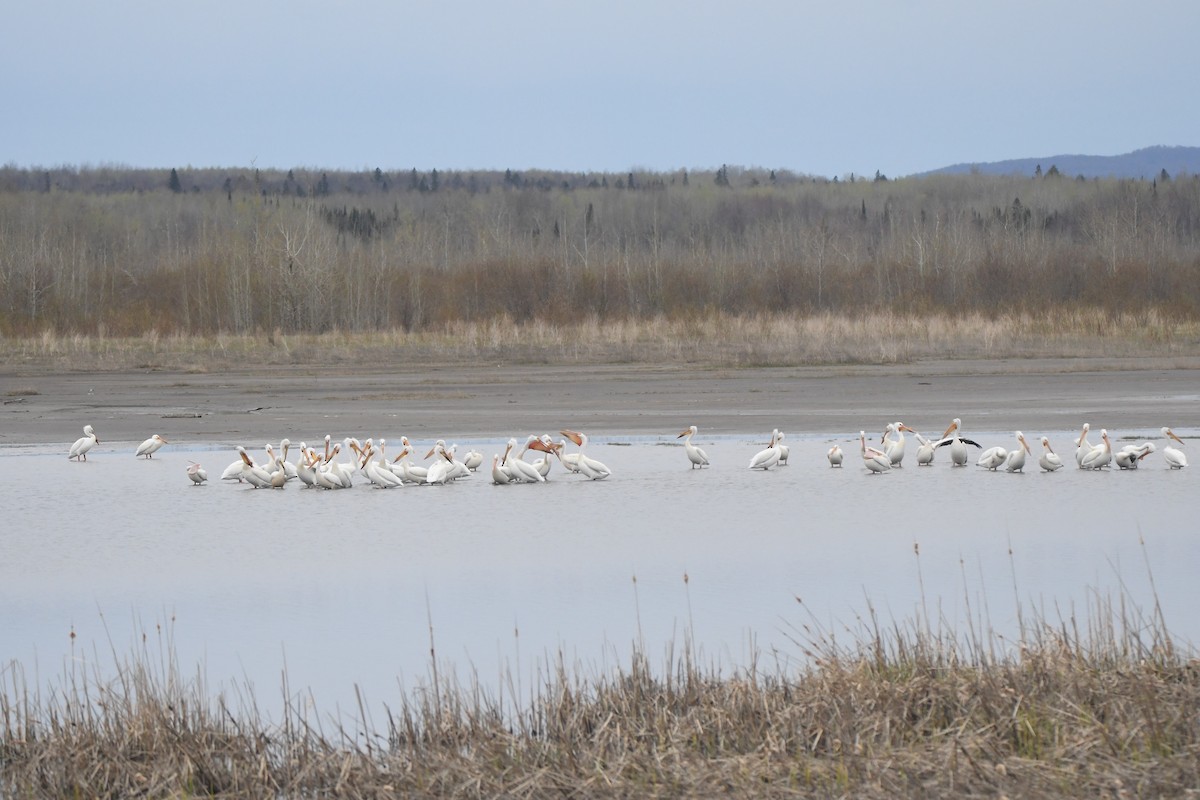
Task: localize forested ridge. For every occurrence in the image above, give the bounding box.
[2,164,1198,337]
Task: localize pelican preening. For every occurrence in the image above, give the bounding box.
[68,425,99,461]
[561,430,611,480]
[1115,442,1155,469]
[860,431,892,474]
[748,429,782,470]
[186,461,208,484]
[678,425,710,469]
[135,434,168,458]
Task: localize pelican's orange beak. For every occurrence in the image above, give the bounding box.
[941,421,958,439]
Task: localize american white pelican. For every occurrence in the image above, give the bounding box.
[561,429,611,480]
[68,425,99,461]
[859,431,891,474]
[362,446,404,488]
[1115,442,1155,469]
[748,429,782,470]
[269,459,287,489]
[1038,437,1064,472]
[494,436,544,483]
[296,447,319,487]
[325,442,355,487]
[555,438,582,473]
[462,449,484,472]
[277,439,299,480]
[135,434,168,459]
[677,425,710,469]
[186,461,208,484]
[882,422,912,466]
[443,444,472,480]
[531,435,558,479]
[776,431,790,465]
[236,446,275,488]
[1080,429,1112,470]
[913,431,936,466]
[1074,423,1092,469]
[392,444,429,484]
[976,443,1008,471]
[1161,427,1188,469]
[1004,432,1031,473]
[938,419,981,467]
[424,442,457,485]
[827,444,843,467]
[491,452,513,485]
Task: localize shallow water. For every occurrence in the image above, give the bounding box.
[3,430,1195,719]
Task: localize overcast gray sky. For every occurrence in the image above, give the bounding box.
[4,0,1197,178]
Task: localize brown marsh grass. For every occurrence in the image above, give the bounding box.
[3,309,1199,372]
[3,578,1197,799]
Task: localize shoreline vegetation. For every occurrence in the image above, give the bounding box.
[4,310,1200,372]
[3,589,1196,798]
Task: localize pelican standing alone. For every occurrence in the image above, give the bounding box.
[677,425,710,469]
[135,434,168,459]
[68,425,100,461]
[1161,427,1188,469]
[827,444,843,467]
[186,461,208,484]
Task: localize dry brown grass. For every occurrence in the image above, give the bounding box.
[3,309,1199,372]
[3,589,1197,799]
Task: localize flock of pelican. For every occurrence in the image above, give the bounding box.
[846,419,1188,474]
[67,419,1188,485]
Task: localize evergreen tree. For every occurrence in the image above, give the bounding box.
[168,168,182,193]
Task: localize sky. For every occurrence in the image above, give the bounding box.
[3,0,1198,178]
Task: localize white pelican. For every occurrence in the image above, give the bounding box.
[748,429,782,471]
[859,431,891,474]
[1038,437,1064,472]
[362,446,403,488]
[236,446,275,488]
[1074,423,1093,469]
[269,459,287,489]
[277,438,299,480]
[555,438,582,473]
[506,435,554,482]
[325,442,355,487]
[1004,432,1031,473]
[938,419,981,467]
[1161,427,1188,469]
[491,452,513,485]
[677,426,710,469]
[531,435,558,479]
[135,434,168,459]
[882,422,912,466]
[296,447,319,487]
[68,425,100,461]
[186,461,208,484]
[1080,429,1112,470]
[827,444,843,467]
[561,429,611,480]
[776,431,790,465]
[443,444,472,480]
[976,443,1008,471]
[1115,442,1155,469]
[913,431,936,466]
[424,442,457,485]
[462,449,484,472]
[936,422,984,465]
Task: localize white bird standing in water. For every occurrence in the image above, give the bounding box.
[827,444,843,467]
[776,431,789,465]
[677,425,710,469]
[561,430,611,480]
[69,425,100,461]
[882,422,911,467]
[1080,428,1113,470]
[135,434,168,459]
[748,429,782,471]
[1115,442,1155,469]
[860,431,891,474]
[976,442,1008,471]
[938,419,980,467]
[186,461,208,484]
[1074,423,1093,468]
[914,431,936,466]
[1038,436,1064,472]
[1161,427,1188,469]
[1004,432,1031,472]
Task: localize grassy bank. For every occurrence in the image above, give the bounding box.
[3,595,1196,799]
[4,309,1200,372]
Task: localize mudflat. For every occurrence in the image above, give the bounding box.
[2,356,1197,447]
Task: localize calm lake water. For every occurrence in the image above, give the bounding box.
[3,429,1195,720]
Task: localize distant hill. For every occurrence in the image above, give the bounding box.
[918,145,1200,179]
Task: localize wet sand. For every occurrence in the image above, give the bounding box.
[2,357,1197,446]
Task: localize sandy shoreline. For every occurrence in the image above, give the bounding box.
[2,356,1197,447]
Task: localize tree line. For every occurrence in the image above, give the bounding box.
[0,164,1198,336]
